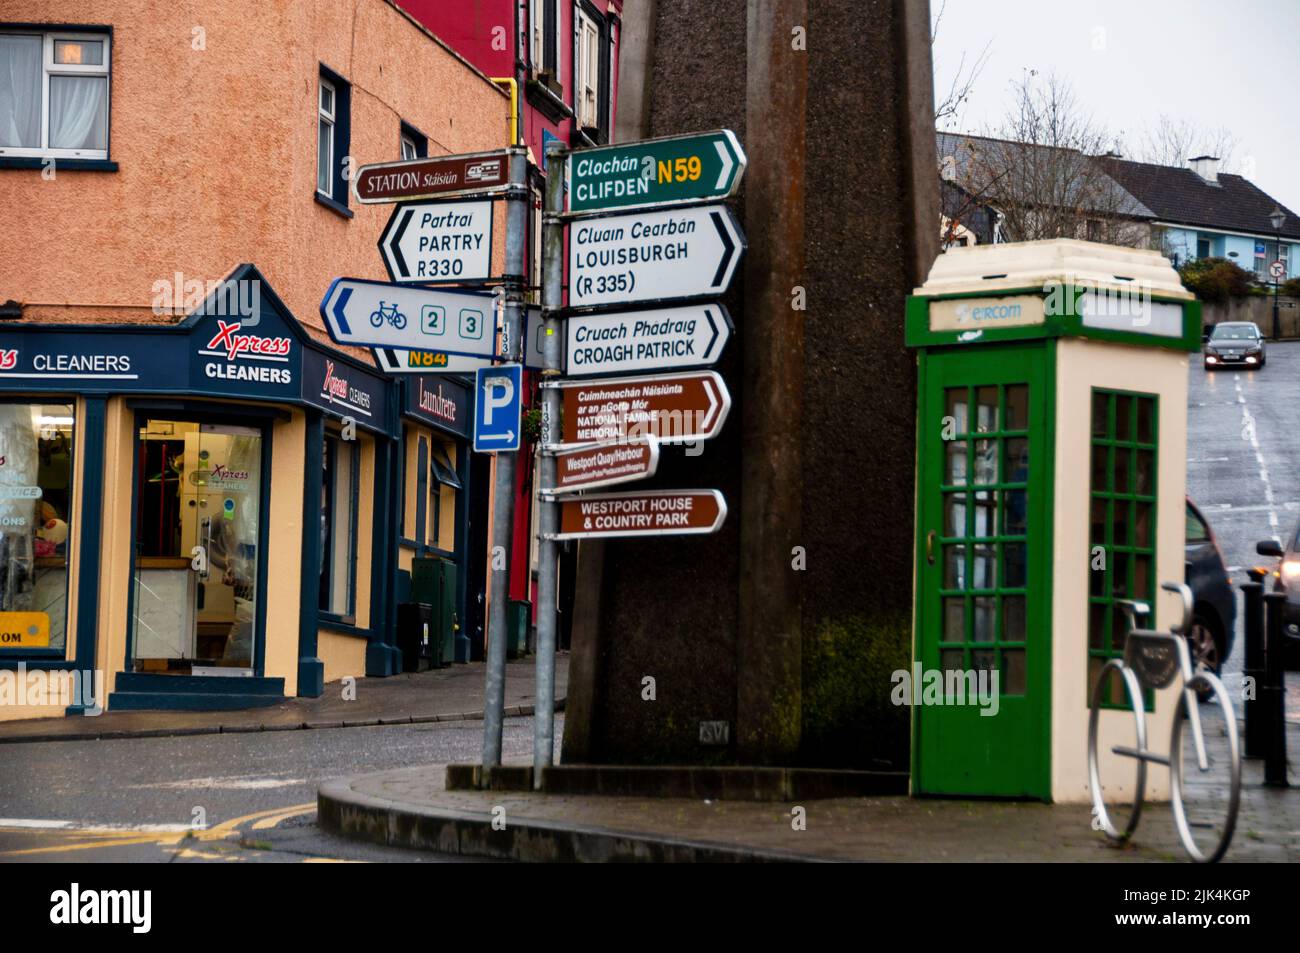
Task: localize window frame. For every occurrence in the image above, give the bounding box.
[318,432,359,622]
[1087,388,1159,710]
[531,0,560,87]
[399,121,427,161]
[0,399,78,658]
[314,64,351,216]
[316,76,336,196]
[0,27,111,160]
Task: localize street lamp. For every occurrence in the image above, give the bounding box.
[1270,207,1286,341]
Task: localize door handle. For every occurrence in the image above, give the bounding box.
[926,530,936,565]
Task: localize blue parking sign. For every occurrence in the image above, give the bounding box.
[473,363,523,453]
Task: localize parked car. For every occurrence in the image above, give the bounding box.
[1203,321,1266,370]
[1185,498,1236,674]
[1253,528,1300,669]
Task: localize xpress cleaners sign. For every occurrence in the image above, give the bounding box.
[200,320,294,384]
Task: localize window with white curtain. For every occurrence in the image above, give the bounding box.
[0,31,110,159]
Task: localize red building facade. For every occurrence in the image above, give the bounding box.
[400,0,623,627]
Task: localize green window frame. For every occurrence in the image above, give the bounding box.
[937,383,1031,696]
[1087,388,1158,707]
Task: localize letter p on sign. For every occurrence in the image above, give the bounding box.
[473,362,523,453]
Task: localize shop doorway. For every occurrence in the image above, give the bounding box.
[130,418,265,675]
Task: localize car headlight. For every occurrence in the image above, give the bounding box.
[1206,355,1218,363]
[1281,560,1300,585]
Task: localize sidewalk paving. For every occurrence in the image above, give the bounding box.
[0,655,567,744]
[319,721,1300,863]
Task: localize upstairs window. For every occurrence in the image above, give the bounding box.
[530,0,560,90]
[0,30,110,159]
[400,121,427,160]
[315,65,351,213]
[575,9,600,130]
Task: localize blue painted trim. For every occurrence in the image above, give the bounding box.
[319,618,368,638]
[0,158,117,172]
[297,411,325,697]
[66,397,106,713]
[415,436,429,554]
[453,438,471,662]
[314,191,353,219]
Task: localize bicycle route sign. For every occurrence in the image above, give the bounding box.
[319,277,497,359]
[379,199,494,284]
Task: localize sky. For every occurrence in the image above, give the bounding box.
[931,0,1300,218]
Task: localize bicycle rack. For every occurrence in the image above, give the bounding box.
[1088,581,1242,863]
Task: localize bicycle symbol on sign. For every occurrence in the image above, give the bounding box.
[370,301,407,329]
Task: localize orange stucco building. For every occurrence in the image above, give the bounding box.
[0,0,511,719]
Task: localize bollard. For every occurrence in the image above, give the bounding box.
[1262,591,1289,787]
[1242,573,1266,759]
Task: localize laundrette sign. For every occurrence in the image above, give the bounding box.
[404,375,469,437]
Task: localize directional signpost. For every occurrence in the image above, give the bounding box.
[320,278,496,359]
[371,306,554,374]
[474,363,522,453]
[379,200,494,284]
[568,130,746,213]
[568,204,744,309]
[549,370,731,449]
[564,303,731,376]
[353,149,510,204]
[547,489,727,540]
[530,129,747,783]
[552,438,659,494]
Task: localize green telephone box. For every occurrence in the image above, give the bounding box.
[905,240,1199,803]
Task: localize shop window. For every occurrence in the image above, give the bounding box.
[320,434,358,618]
[0,403,74,653]
[0,30,110,160]
[315,65,351,214]
[1087,389,1158,708]
[428,442,460,550]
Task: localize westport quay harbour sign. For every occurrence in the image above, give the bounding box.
[547,370,731,449]
[547,489,727,540]
[564,303,732,377]
[567,204,744,309]
[568,131,746,213]
[353,149,510,204]
[551,438,659,494]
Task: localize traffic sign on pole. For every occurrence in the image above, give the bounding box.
[379,200,494,283]
[568,130,746,214]
[547,370,731,448]
[370,305,555,373]
[320,278,496,358]
[550,437,659,494]
[564,303,732,377]
[545,489,727,540]
[474,363,522,453]
[353,149,511,204]
[568,203,744,309]
[1270,260,1286,280]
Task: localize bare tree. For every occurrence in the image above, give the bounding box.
[1134,115,1239,172]
[931,0,991,130]
[947,71,1148,247]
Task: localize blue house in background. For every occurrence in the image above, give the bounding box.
[1102,155,1300,281]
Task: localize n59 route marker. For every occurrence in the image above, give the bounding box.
[568,130,746,214]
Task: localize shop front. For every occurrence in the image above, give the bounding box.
[0,265,407,719]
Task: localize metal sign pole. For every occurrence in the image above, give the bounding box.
[481,147,529,772]
[533,141,567,786]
